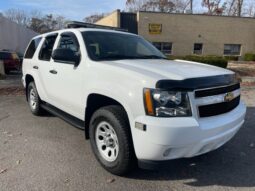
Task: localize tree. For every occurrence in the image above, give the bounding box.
[126,0,148,12]
[225,0,244,16]
[4,9,30,26]
[202,0,227,15]
[30,14,67,33]
[83,13,106,23]
[126,0,191,13]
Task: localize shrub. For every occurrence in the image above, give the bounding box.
[244,53,255,61]
[224,56,239,61]
[169,55,228,68]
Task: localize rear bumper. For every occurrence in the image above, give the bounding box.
[132,101,246,161]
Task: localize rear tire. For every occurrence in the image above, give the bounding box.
[27,82,43,116]
[89,105,136,175]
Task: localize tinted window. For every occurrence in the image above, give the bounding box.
[39,35,58,61]
[82,31,166,61]
[58,32,80,53]
[0,52,11,59]
[24,37,42,59]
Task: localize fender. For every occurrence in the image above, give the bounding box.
[24,71,48,102]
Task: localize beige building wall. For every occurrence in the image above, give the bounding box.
[96,10,121,27]
[138,12,255,57]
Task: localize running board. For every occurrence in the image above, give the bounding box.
[41,103,85,130]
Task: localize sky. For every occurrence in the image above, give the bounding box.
[0,0,127,20]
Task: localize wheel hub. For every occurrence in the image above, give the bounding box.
[29,89,37,110]
[95,121,119,162]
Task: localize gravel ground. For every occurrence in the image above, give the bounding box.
[0,88,254,191]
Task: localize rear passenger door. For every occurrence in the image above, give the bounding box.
[37,34,59,104]
[49,32,83,118]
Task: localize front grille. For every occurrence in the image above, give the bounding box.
[198,96,240,117]
[195,83,241,117]
[195,83,240,98]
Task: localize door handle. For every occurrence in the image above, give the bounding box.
[49,70,57,74]
[33,66,39,69]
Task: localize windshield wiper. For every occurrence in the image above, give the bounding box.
[136,55,167,59]
[98,55,139,60]
[98,54,167,61]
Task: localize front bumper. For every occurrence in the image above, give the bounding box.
[132,101,246,161]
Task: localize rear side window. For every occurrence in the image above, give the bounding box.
[58,32,80,52]
[39,35,58,61]
[0,52,11,59]
[24,37,42,59]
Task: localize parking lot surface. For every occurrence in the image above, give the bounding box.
[0,87,255,191]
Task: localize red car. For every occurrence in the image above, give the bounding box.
[0,51,21,74]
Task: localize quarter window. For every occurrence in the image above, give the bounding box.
[39,35,58,61]
[152,42,172,55]
[24,37,42,59]
[193,43,203,55]
[224,44,241,55]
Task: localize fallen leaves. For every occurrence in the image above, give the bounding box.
[64,178,70,184]
[106,178,115,183]
[16,160,21,165]
[0,169,7,174]
[0,87,25,96]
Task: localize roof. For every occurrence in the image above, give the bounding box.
[138,11,255,20]
[32,27,138,40]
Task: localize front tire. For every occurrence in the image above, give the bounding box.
[89,105,136,175]
[27,82,43,116]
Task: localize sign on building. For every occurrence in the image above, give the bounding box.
[149,24,162,34]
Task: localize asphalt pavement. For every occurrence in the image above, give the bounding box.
[0,88,255,191]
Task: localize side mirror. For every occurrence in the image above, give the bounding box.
[52,48,80,66]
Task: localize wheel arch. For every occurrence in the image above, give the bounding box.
[25,74,35,101]
[84,93,132,139]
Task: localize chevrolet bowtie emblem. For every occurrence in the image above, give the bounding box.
[224,92,234,102]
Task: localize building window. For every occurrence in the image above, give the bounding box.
[193,43,203,55]
[152,42,172,55]
[224,44,241,55]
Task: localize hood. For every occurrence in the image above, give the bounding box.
[103,59,233,81]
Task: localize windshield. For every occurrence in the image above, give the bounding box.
[82,31,166,61]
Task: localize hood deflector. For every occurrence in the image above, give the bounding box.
[156,74,238,90]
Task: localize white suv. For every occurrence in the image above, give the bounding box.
[22,22,246,175]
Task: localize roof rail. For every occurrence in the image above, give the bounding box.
[65,21,127,32]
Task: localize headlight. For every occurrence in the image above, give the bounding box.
[144,88,192,117]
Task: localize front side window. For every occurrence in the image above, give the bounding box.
[24,37,42,59]
[224,44,241,56]
[152,42,172,55]
[193,43,203,55]
[39,35,58,61]
[82,31,166,61]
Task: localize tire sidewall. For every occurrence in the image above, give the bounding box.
[27,82,40,114]
[90,111,128,170]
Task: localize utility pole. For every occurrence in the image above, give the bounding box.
[237,0,242,17]
[190,0,193,13]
